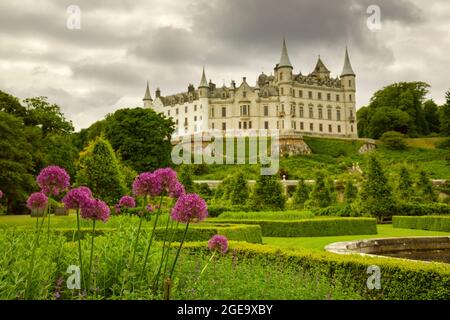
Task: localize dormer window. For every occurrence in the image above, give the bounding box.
[243,91,247,98]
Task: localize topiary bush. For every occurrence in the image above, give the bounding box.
[393,216,450,232]
[210,217,377,237]
[380,131,408,150]
[392,202,450,216]
[250,174,286,211]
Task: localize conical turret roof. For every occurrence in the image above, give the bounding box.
[143,81,152,101]
[278,38,293,68]
[199,66,208,87]
[341,47,355,77]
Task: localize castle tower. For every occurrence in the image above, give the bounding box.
[142,81,153,108]
[276,38,294,132]
[198,67,209,132]
[340,47,357,137]
[312,56,330,80]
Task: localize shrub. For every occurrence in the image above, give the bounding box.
[313,205,364,217]
[250,174,285,211]
[344,180,358,204]
[436,137,450,150]
[228,171,249,206]
[416,170,437,202]
[216,210,315,220]
[396,166,414,201]
[153,224,262,244]
[392,202,450,216]
[392,216,450,232]
[306,171,333,208]
[210,218,377,237]
[182,241,450,300]
[195,183,213,200]
[380,131,407,150]
[178,165,195,193]
[292,178,310,208]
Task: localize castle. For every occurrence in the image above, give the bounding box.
[142,39,357,140]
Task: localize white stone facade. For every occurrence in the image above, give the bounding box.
[143,40,357,139]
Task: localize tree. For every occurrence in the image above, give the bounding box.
[416,170,437,202]
[0,90,26,117]
[23,96,74,136]
[306,171,333,208]
[0,111,35,213]
[359,155,395,222]
[292,177,310,208]
[103,108,174,172]
[423,100,440,134]
[178,165,195,193]
[344,179,358,204]
[76,136,127,204]
[250,174,285,211]
[229,171,249,206]
[368,108,412,139]
[397,166,414,201]
[380,131,407,150]
[440,89,450,136]
[73,120,106,150]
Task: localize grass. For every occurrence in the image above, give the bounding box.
[264,224,450,251]
[184,136,450,180]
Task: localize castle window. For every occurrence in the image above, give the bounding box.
[310,123,313,131]
[281,104,284,112]
[327,108,332,120]
[176,108,179,115]
[282,120,284,129]
[308,91,313,99]
[240,105,249,116]
[211,107,215,118]
[194,105,197,111]
[336,109,341,121]
[212,123,215,129]
[351,125,354,132]
[277,121,279,129]
[349,80,352,87]
[249,121,252,129]
[264,105,269,116]
[337,125,341,133]
[327,93,331,101]
[291,105,296,117]
[328,124,332,132]
[264,121,269,129]
[300,122,304,130]
[194,116,197,121]
[319,124,323,132]
[292,121,296,130]
[280,72,283,81]
[239,122,242,129]
[222,122,226,130]
[292,90,296,97]
[243,91,247,98]
[349,94,352,102]
[264,91,268,97]
[281,88,284,95]
[222,93,226,99]
[176,119,179,125]
[290,88,292,96]
[243,122,247,129]
[299,107,304,118]
[189,96,193,103]
[299,90,303,98]
[168,110,170,116]
[318,92,322,100]
[309,107,313,118]
[350,110,353,117]
[222,107,226,117]
[185,106,188,113]
[184,118,188,126]
[318,108,323,119]
[336,94,340,102]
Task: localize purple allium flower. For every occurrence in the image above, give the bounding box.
[118,195,136,208]
[114,204,121,215]
[27,192,48,210]
[132,172,161,197]
[170,193,208,224]
[80,198,110,223]
[169,181,185,198]
[145,204,154,213]
[62,186,92,210]
[208,235,229,254]
[37,165,70,196]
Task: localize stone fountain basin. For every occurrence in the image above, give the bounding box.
[325,237,450,263]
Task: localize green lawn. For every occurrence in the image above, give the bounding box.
[264,224,450,251]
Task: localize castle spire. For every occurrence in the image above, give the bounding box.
[199,66,208,87]
[341,46,355,77]
[143,81,152,101]
[278,38,293,68]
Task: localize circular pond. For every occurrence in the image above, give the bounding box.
[325,237,450,264]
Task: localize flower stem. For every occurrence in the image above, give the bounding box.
[76,208,85,291]
[141,194,164,277]
[153,218,174,288]
[200,251,216,277]
[169,221,190,279]
[130,214,144,272]
[88,219,96,292]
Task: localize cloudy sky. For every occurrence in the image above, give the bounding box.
[0,0,449,130]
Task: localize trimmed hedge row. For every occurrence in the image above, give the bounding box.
[393,202,450,216]
[181,241,450,300]
[153,224,262,243]
[393,216,450,232]
[217,210,315,220]
[51,224,263,244]
[208,218,377,237]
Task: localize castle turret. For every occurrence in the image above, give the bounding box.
[340,47,357,137]
[276,38,294,132]
[198,67,209,131]
[142,81,153,108]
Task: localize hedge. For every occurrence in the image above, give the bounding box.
[51,224,263,244]
[312,205,364,217]
[208,218,377,237]
[181,241,450,300]
[153,224,262,243]
[217,210,315,220]
[393,216,450,232]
